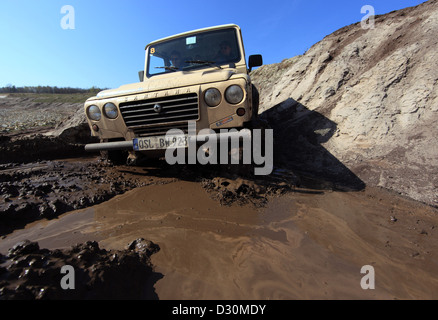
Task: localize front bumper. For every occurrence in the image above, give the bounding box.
[84,129,252,153]
[84,140,134,152]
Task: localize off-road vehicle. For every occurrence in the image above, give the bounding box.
[84,24,263,164]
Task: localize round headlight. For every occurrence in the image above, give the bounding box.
[225,85,244,104]
[87,105,101,121]
[103,102,118,119]
[204,88,221,107]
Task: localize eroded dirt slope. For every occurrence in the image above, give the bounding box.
[251,0,438,206]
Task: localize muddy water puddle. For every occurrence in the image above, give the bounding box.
[1,179,438,299]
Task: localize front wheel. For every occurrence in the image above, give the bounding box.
[99,139,128,165]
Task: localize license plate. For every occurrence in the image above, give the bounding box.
[133,135,188,151]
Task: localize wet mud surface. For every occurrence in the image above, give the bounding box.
[1,155,438,299]
[0,156,291,236]
[1,127,438,300]
[0,158,151,235]
[0,153,296,299]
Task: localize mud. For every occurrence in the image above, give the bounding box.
[0,125,96,165]
[0,151,302,300]
[0,158,154,235]
[1,174,438,299]
[0,238,159,299]
[67,184,438,299]
[0,155,293,236]
[1,123,438,300]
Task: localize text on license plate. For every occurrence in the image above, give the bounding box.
[133,135,188,151]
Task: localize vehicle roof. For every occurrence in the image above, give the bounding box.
[145,24,241,49]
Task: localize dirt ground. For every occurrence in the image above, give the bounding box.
[1,101,438,299]
[1,154,437,299]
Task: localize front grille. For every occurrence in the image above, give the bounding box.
[119,93,198,128]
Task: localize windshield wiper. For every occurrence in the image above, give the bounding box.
[185,60,222,69]
[155,66,179,72]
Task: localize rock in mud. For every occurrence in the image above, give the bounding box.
[201,175,292,207]
[0,239,160,300]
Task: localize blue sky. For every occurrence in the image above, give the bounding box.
[0,0,425,89]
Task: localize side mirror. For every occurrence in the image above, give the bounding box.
[138,70,144,82]
[248,54,263,72]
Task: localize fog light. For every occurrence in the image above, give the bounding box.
[236,108,246,116]
[92,124,99,132]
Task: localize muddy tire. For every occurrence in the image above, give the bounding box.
[100,149,128,165]
[99,139,128,165]
[217,119,271,178]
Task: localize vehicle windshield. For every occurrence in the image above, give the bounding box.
[147,27,241,76]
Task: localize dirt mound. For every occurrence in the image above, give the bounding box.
[0,96,95,164]
[251,0,438,206]
[0,238,160,299]
[0,134,94,165]
[201,173,294,207]
[0,95,84,133]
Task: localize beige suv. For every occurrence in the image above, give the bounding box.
[84,24,263,164]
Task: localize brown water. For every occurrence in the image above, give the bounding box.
[1,180,438,299]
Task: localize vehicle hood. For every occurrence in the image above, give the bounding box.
[89,69,248,101]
